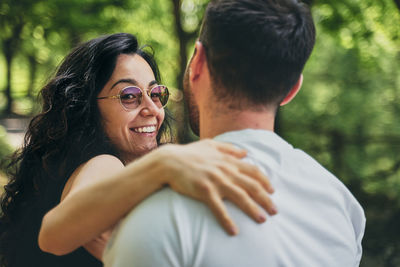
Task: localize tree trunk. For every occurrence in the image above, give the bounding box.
[330,130,344,177]
[394,0,400,12]
[302,0,314,7]
[171,0,188,90]
[27,55,38,99]
[4,46,13,115]
[2,23,24,115]
[171,0,198,143]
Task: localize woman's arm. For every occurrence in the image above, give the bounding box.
[38,153,165,256]
[38,140,276,256]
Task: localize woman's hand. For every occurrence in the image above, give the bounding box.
[158,139,277,235]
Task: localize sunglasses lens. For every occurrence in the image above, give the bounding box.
[150,85,169,107]
[120,87,142,109]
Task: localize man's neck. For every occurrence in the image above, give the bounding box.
[199,107,276,139]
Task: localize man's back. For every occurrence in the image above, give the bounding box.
[104,129,365,267]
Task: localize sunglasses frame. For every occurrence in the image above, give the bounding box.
[97,85,169,111]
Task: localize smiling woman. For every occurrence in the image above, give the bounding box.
[98,54,168,162]
[96,54,166,162]
[0,33,276,267]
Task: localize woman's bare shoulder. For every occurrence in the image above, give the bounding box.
[85,154,124,167]
[62,154,124,200]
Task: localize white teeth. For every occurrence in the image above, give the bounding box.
[133,126,156,133]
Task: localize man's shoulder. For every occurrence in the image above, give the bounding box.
[106,188,211,243]
[115,188,208,229]
[132,187,208,214]
[103,188,214,266]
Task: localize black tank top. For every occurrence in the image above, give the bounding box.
[6,176,102,267]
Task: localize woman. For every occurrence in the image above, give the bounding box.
[0,33,275,267]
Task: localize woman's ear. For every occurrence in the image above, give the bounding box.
[280,74,303,106]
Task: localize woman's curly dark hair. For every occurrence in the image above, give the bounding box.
[0,33,172,266]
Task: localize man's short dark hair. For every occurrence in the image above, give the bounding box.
[199,0,316,109]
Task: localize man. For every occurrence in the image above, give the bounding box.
[103,0,365,266]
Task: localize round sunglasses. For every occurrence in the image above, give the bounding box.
[97,85,169,110]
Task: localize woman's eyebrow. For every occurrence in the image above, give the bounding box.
[110,78,138,91]
[110,79,158,91]
[148,80,157,87]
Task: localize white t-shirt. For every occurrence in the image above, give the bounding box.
[103,129,366,267]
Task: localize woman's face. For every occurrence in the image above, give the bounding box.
[97,54,165,163]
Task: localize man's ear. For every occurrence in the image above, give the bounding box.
[280,74,303,106]
[189,41,208,82]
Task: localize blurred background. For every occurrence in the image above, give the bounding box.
[0,0,399,265]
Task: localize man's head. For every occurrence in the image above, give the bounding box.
[184,0,315,134]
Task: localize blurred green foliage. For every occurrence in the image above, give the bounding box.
[281,1,400,266]
[0,0,399,266]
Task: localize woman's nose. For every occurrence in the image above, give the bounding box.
[139,93,160,117]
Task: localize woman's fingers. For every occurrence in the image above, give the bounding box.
[215,142,275,195]
[230,158,274,194]
[166,139,278,235]
[220,183,268,223]
[216,160,277,215]
[232,174,277,215]
[205,190,239,235]
[209,140,247,159]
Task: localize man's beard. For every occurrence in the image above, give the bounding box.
[183,65,200,136]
